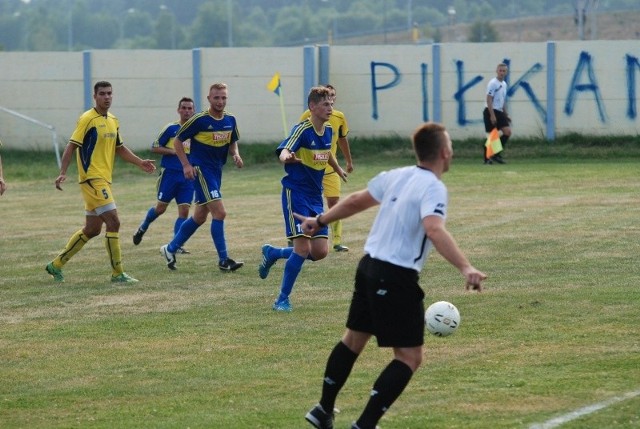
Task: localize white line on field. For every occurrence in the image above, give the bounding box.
[529,389,640,429]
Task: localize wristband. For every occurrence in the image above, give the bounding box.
[316,214,327,228]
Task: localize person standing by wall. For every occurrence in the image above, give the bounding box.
[299,84,354,252]
[258,86,347,312]
[483,62,511,164]
[133,97,195,252]
[301,122,486,429]
[45,81,156,283]
[160,83,244,272]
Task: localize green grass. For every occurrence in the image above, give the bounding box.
[1,140,639,428]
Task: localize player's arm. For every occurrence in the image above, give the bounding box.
[151,146,176,156]
[54,142,78,190]
[173,137,195,180]
[486,94,496,126]
[115,145,156,174]
[327,152,347,182]
[337,136,353,173]
[229,140,243,168]
[423,215,486,291]
[296,189,378,234]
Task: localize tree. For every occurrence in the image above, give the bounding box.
[468,20,499,42]
[189,1,229,48]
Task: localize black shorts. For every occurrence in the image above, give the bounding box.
[346,255,425,348]
[483,107,510,132]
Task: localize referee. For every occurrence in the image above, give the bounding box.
[300,122,486,429]
[483,62,512,164]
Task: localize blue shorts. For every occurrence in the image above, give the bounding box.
[156,168,194,205]
[281,187,328,239]
[193,165,222,204]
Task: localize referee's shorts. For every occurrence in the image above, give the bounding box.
[346,255,425,348]
[483,107,510,132]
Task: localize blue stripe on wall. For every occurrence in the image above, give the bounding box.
[303,45,315,109]
[433,44,442,123]
[318,44,330,86]
[83,51,92,110]
[546,42,556,141]
[192,48,202,111]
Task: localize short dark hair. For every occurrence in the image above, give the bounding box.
[307,86,331,107]
[412,122,447,162]
[94,81,112,94]
[178,97,194,108]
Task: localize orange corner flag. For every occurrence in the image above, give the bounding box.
[485,128,503,159]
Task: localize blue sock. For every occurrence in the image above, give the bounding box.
[174,217,186,236]
[269,246,293,261]
[277,252,305,302]
[140,207,159,230]
[211,219,228,262]
[168,217,200,253]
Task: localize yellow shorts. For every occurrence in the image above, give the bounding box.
[322,172,342,198]
[80,179,116,215]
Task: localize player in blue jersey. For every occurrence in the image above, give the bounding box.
[160,83,244,272]
[258,86,347,312]
[133,97,195,251]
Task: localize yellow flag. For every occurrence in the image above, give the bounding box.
[267,72,281,95]
[485,128,503,158]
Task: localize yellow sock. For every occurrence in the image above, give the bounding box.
[54,229,89,268]
[105,232,123,276]
[331,219,343,245]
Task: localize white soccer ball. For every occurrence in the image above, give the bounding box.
[425,301,461,337]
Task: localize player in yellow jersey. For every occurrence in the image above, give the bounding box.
[300,84,354,252]
[45,81,156,283]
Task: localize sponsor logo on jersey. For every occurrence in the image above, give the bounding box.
[313,152,329,162]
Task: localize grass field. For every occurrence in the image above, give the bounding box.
[1,141,639,428]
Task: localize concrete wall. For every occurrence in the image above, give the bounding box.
[1,41,639,151]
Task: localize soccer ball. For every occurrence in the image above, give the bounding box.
[425,301,460,337]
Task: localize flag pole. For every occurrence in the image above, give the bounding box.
[278,88,288,138]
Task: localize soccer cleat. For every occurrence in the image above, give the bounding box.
[132,227,146,245]
[483,158,493,165]
[111,272,139,283]
[160,244,177,270]
[491,154,506,164]
[272,298,292,312]
[258,244,277,279]
[219,258,244,272]
[333,244,349,252]
[175,247,191,254]
[305,404,334,429]
[45,262,64,282]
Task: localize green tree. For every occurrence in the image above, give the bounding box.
[468,20,499,42]
[189,1,229,48]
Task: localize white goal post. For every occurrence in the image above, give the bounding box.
[0,106,62,169]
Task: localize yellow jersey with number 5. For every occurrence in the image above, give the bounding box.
[69,108,123,184]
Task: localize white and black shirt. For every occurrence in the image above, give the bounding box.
[364,166,448,272]
[486,78,507,111]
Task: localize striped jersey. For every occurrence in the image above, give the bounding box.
[69,108,123,183]
[299,109,349,174]
[176,110,239,170]
[152,122,191,171]
[277,119,333,195]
